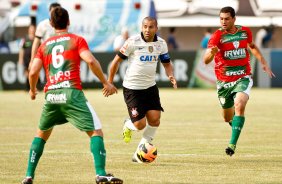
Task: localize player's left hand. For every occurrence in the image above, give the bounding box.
[169,76,177,89]
[262,64,276,78]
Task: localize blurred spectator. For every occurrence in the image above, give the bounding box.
[255,26,267,48]
[167,27,178,50]
[263,25,275,48]
[18,24,36,91]
[113,27,129,52]
[255,25,275,48]
[0,35,10,53]
[200,28,212,49]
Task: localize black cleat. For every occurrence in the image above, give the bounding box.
[96,173,123,184]
[21,177,33,184]
[225,144,236,156]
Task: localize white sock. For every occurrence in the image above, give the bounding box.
[125,118,138,131]
[136,124,158,151]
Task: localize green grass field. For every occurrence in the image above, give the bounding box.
[1,88,281,184]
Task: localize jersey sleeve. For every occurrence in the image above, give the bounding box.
[113,36,123,50]
[160,41,171,63]
[35,21,45,39]
[77,37,89,54]
[119,39,133,58]
[35,44,43,60]
[244,27,253,44]
[208,31,220,48]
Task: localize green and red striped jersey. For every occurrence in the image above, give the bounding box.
[208,25,252,82]
[36,33,89,92]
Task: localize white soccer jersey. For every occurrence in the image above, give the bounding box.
[119,33,171,90]
[35,19,54,42]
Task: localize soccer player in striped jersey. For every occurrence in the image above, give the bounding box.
[21,7,122,184]
[108,17,177,163]
[204,6,275,156]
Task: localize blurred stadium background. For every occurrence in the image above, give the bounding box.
[0,0,282,90]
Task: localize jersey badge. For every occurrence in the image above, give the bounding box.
[131,107,139,118]
[155,44,161,51]
[233,41,239,49]
[219,97,226,105]
[148,46,154,53]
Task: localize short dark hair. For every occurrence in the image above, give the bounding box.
[49,2,61,11]
[220,6,236,18]
[50,7,69,29]
[142,16,158,26]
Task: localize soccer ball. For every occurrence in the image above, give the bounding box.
[136,143,157,163]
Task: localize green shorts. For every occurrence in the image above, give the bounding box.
[216,76,253,109]
[39,88,102,131]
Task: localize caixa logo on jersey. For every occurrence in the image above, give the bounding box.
[139,55,159,62]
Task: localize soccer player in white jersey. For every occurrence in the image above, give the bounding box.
[108,16,177,163]
[29,3,61,67]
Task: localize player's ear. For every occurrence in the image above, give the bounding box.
[67,20,70,26]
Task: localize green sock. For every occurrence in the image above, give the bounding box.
[26,137,46,178]
[230,116,245,145]
[90,136,106,176]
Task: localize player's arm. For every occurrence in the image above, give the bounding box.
[108,54,124,83]
[248,42,275,78]
[29,37,41,69]
[29,58,42,100]
[80,50,117,97]
[18,48,24,65]
[18,39,24,65]
[160,50,177,88]
[203,31,219,64]
[203,46,219,64]
[162,61,177,89]
[109,39,131,83]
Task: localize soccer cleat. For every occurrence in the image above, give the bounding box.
[122,119,132,143]
[96,173,123,184]
[21,177,33,184]
[225,144,236,156]
[132,151,143,163]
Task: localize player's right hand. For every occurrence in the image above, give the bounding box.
[102,82,118,97]
[210,46,219,55]
[29,89,37,100]
[169,75,177,89]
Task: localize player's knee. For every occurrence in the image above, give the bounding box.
[223,117,232,123]
[148,119,160,127]
[234,102,246,115]
[134,122,146,130]
[133,118,147,130]
[87,129,103,137]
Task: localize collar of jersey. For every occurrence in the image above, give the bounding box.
[141,32,158,42]
[219,25,242,34]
